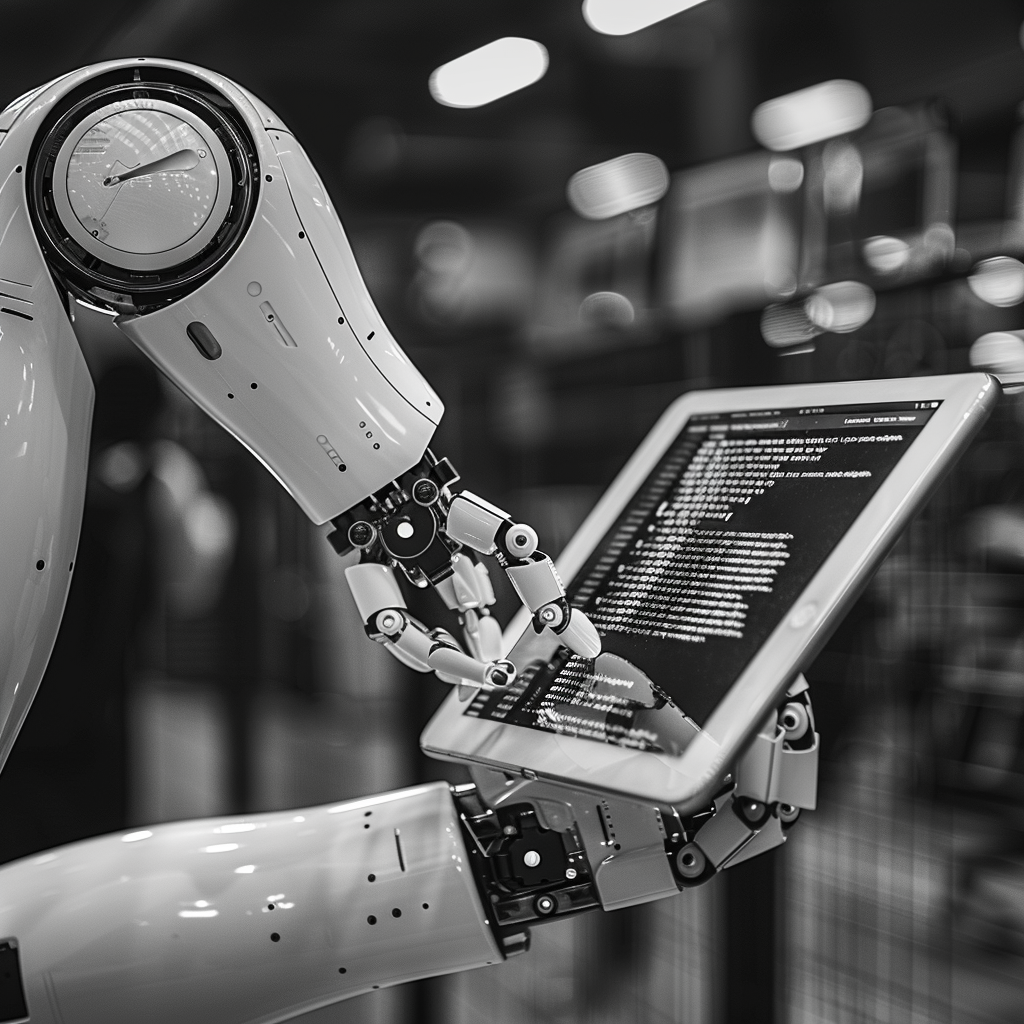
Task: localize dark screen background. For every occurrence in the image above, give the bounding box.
[466,400,939,748]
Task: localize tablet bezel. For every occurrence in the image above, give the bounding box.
[421,374,997,812]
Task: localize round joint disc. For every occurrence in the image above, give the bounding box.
[380,502,438,560]
[51,98,233,273]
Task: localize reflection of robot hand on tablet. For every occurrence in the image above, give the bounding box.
[0,59,999,1022]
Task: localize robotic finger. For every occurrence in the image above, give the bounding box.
[346,562,515,692]
[331,466,601,690]
[444,491,601,658]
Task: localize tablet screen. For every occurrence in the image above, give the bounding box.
[464,399,940,752]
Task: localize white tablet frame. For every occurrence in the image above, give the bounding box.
[422,374,997,813]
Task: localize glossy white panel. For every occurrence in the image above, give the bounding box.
[0,127,93,774]
[269,131,442,427]
[0,784,501,1023]
[113,67,441,524]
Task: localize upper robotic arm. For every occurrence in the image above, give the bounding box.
[0,57,599,770]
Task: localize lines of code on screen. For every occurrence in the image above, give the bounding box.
[467,400,939,746]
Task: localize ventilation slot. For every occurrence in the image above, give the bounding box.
[260,301,297,347]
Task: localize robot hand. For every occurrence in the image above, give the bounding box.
[0,57,599,765]
[0,680,817,1024]
[336,481,600,694]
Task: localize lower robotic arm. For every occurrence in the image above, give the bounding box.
[0,681,816,1022]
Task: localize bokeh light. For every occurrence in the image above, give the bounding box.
[567,152,670,219]
[429,37,548,108]
[967,256,1024,308]
[752,79,872,152]
[582,0,710,36]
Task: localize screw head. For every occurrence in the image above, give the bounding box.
[738,799,767,825]
[348,521,375,548]
[413,479,439,505]
[675,843,707,879]
[777,802,801,824]
[565,867,577,880]
[523,850,541,868]
[378,611,400,632]
[533,894,556,916]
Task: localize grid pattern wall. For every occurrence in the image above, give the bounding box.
[784,716,954,1024]
[443,877,723,1024]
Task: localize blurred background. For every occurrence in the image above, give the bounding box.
[4,0,1024,1021]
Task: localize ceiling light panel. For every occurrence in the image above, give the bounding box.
[430,38,549,109]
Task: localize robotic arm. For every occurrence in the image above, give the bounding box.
[0,57,598,772]
[0,682,817,1024]
[0,59,814,1022]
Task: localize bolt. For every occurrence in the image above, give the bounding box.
[738,799,766,825]
[503,825,517,836]
[565,867,577,880]
[413,479,438,505]
[675,843,707,879]
[539,606,558,624]
[378,611,400,632]
[523,850,541,868]
[533,894,556,916]
[777,803,800,824]
[348,521,375,548]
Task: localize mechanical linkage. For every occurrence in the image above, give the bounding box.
[329,450,600,693]
[449,677,819,954]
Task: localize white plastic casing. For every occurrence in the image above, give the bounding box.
[0,106,93,775]
[345,562,407,622]
[104,61,444,524]
[446,492,510,554]
[505,556,565,612]
[0,783,502,1023]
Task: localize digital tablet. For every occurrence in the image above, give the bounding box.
[422,374,997,811]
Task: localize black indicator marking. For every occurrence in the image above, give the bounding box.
[0,939,28,1023]
[316,434,347,471]
[186,321,222,360]
[394,829,406,872]
[0,307,33,321]
[259,301,297,347]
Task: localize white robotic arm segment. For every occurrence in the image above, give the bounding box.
[445,492,601,659]
[0,784,504,1024]
[0,101,94,775]
[0,56,598,773]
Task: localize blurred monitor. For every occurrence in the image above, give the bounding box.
[658,150,803,327]
[658,108,956,331]
[824,105,955,282]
